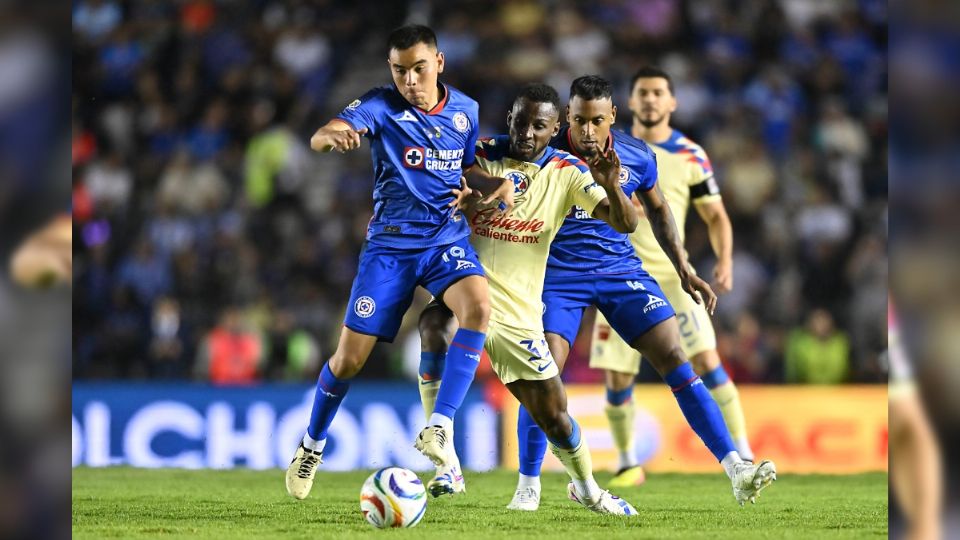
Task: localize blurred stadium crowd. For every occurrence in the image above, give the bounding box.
[72,0,887,385]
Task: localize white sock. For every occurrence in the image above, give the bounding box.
[573,476,602,503]
[302,433,326,453]
[517,473,541,491]
[720,451,743,479]
[735,436,754,461]
[619,450,638,470]
[429,412,454,433]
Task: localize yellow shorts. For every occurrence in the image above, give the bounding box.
[590,275,717,374]
[485,321,559,384]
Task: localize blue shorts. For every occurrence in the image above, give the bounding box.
[344,237,485,342]
[542,271,676,347]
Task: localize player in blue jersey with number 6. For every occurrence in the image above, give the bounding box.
[285,25,514,501]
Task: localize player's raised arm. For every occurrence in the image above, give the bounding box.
[309,120,369,153]
[636,184,717,314]
[587,148,638,233]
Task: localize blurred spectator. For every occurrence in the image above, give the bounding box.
[73,0,122,43]
[785,308,850,384]
[194,307,264,385]
[148,297,187,378]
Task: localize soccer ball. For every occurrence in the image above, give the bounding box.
[359,467,427,528]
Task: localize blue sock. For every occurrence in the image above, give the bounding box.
[546,415,581,450]
[306,363,351,441]
[432,328,485,419]
[664,362,736,461]
[700,365,730,390]
[418,351,445,381]
[606,386,633,406]
[517,405,548,476]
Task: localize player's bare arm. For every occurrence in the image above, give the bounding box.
[587,148,638,233]
[310,120,369,153]
[693,199,734,294]
[636,184,717,314]
[463,163,514,214]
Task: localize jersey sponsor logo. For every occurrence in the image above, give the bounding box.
[455,260,477,270]
[403,146,425,168]
[403,147,465,171]
[423,126,443,139]
[505,171,529,197]
[453,112,470,133]
[626,280,646,291]
[643,294,668,314]
[346,99,361,110]
[354,296,376,318]
[618,166,630,185]
[396,110,417,122]
[584,182,600,193]
[567,205,591,220]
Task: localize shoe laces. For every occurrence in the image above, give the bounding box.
[296,450,321,479]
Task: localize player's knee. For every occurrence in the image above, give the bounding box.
[649,343,687,376]
[418,310,450,354]
[328,349,366,379]
[689,352,715,375]
[458,299,490,331]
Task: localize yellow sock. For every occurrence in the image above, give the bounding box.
[604,402,637,469]
[418,377,440,421]
[549,438,600,501]
[710,382,753,459]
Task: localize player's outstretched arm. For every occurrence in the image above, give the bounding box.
[693,200,734,294]
[637,185,717,314]
[587,149,638,233]
[309,120,368,153]
[890,391,943,540]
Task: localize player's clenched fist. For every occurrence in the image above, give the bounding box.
[10,215,72,289]
[310,123,369,153]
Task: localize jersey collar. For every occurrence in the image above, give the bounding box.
[414,82,449,115]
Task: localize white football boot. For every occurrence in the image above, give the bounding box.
[730,459,777,506]
[506,486,541,511]
[566,483,637,516]
[426,462,466,498]
[285,443,323,500]
[414,425,450,466]
[416,425,467,497]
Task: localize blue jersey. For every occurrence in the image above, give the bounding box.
[335,83,480,249]
[546,126,658,275]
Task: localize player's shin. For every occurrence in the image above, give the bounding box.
[664,363,740,473]
[304,362,351,451]
[418,351,445,421]
[604,386,637,469]
[547,416,601,502]
[430,328,485,429]
[702,365,754,461]
[517,405,547,489]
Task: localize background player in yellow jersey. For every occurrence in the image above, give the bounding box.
[418,83,641,514]
[888,298,942,540]
[590,67,756,486]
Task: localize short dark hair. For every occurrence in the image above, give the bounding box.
[387,24,438,52]
[514,83,561,112]
[569,75,613,101]
[629,66,674,95]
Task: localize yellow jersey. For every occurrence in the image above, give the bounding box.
[631,129,720,278]
[470,136,607,330]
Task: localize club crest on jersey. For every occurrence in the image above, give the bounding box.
[354,296,376,318]
[453,112,470,133]
[506,171,529,197]
[618,166,630,185]
[403,146,425,168]
[345,99,361,110]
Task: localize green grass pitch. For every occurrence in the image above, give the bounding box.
[73,468,887,539]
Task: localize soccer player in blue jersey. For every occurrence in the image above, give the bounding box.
[420,76,776,510]
[285,25,514,500]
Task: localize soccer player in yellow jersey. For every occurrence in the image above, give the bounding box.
[888,299,942,540]
[590,67,756,485]
[416,83,642,514]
